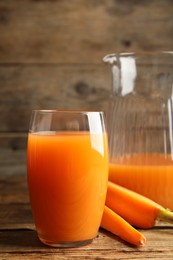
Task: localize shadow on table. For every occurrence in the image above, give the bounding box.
[0,228,45,251]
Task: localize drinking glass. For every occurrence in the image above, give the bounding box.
[27,110,109,247]
[103,52,173,210]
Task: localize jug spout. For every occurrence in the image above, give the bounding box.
[103,53,137,96]
[103,52,173,101]
[103,53,118,65]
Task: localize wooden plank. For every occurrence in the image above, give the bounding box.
[0,174,29,203]
[0,0,172,63]
[0,203,33,229]
[0,134,27,176]
[0,228,173,259]
[0,64,111,132]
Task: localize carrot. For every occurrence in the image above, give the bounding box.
[105,181,173,228]
[101,206,146,246]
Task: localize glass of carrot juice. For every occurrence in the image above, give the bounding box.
[27,110,109,247]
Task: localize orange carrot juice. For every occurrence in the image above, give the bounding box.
[109,154,173,210]
[27,131,108,245]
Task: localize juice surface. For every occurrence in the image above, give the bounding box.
[27,131,108,243]
[109,154,173,210]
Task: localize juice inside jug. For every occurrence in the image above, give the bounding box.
[104,52,173,210]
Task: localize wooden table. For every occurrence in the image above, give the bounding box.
[1,174,173,259]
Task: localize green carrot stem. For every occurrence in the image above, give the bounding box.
[158,209,173,224]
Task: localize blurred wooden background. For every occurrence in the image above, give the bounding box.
[0,0,173,175]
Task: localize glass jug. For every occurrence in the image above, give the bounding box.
[104,52,173,210]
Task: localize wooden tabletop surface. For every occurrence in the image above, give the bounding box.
[1,174,173,260]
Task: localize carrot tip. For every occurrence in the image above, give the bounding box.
[139,237,146,246]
